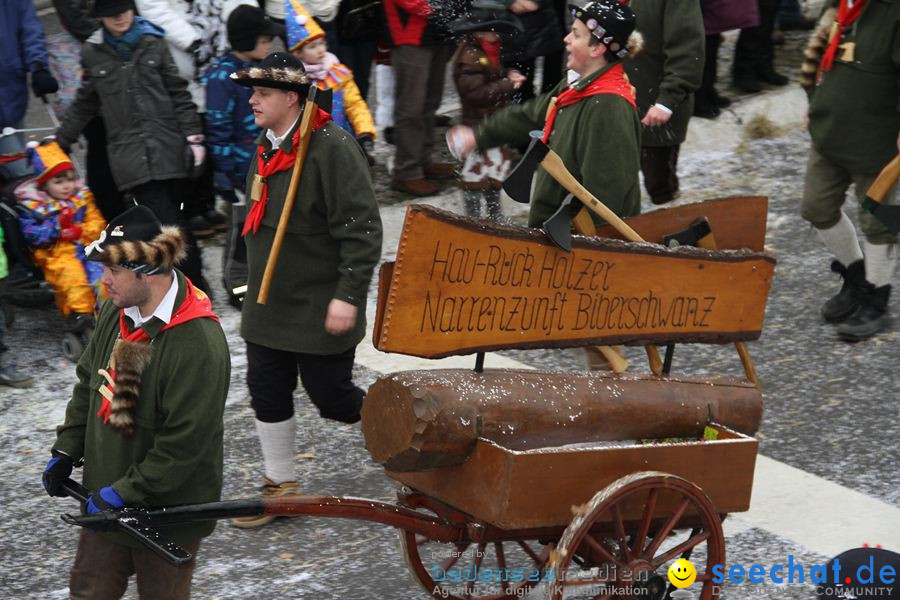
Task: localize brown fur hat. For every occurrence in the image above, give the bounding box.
[799,8,837,90]
[85,205,187,275]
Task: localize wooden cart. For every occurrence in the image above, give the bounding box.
[61,198,773,600]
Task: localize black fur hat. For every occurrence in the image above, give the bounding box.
[230,52,310,93]
[570,0,638,59]
[85,205,187,275]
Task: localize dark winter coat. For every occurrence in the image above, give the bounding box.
[53,270,230,547]
[624,0,705,147]
[500,0,564,64]
[56,21,202,191]
[808,0,900,174]
[241,119,383,355]
[204,52,258,188]
[0,0,50,126]
[699,0,759,35]
[453,36,515,128]
[475,63,642,227]
[51,0,99,42]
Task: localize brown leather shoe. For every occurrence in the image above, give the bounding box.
[391,178,439,196]
[423,162,456,180]
[231,477,301,528]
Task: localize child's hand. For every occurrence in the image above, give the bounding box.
[446,126,477,160]
[507,70,527,89]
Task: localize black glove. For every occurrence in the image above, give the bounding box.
[30,65,59,97]
[357,135,375,166]
[42,452,74,497]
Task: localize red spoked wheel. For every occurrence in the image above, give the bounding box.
[546,471,724,600]
[398,490,556,600]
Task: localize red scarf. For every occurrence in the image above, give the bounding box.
[477,38,501,68]
[819,0,868,75]
[96,277,219,424]
[243,108,332,236]
[542,63,636,143]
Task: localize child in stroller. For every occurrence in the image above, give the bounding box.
[13,138,106,359]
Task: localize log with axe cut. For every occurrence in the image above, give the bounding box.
[256,85,322,304]
[861,154,900,234]
[502,133,662,375]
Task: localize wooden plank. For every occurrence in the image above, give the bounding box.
[594,196,769,250]
[388,425,758,530]
[374,205,775,359]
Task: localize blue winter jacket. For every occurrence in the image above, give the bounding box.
[0,0,49,126]
[203,52,258,189]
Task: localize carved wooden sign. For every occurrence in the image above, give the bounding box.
[374,205,775,359]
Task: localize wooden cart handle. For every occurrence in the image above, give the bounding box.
[257,88,320,304]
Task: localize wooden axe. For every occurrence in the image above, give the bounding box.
[504,139,662,374]
[861,154,900,235]
[257,85,321,304]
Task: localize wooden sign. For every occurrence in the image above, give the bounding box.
[374,205,775,359]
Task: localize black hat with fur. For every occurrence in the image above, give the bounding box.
[85,205,187,275]
[230,52,311,93]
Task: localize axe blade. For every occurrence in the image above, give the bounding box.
[502,134,550,204]
[863,197,900,234]
[542,194,581,252]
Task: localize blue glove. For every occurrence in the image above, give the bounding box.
[43,454,74,497]
[86,486,125,514]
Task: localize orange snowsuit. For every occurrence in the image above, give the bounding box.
[15,179,106,316]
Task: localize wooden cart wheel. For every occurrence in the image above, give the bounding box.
[398,491,555,600]
[546,471,724,600]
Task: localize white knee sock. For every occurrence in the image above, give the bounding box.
[815,212,863,267]
[255,418,297,484]
[863,241,897,287]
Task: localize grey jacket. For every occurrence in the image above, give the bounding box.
[57,27,201,190]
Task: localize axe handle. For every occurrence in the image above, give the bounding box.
[542,151,643,242]
[866,155,900,204]
[258,94,318,304]
[695,230,760,390]
[572,209,658,375]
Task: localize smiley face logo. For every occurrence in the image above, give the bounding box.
[667,558,697,588]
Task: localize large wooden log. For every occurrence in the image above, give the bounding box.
[361,369,762,472]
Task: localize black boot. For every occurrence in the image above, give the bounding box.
[0,353,33,388]
[822,259,866,323]
[837,285,892,342]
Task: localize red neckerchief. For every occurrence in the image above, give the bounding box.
[242,108,332,236]
[477,37,501,68]
[819,0,868,75]
[542,63,636,143]
[96,277,219,424]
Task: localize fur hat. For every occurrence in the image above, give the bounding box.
[799,8,836,90]
[85,205,187,275]
[286,0,325,52]
[230,51,311,93]
[227,5,285,52]
[26,138,74,183]
[570,0,640,60]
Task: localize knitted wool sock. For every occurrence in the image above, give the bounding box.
[255,417,297,484]
[816,212,863,267]
[863,240,897,287]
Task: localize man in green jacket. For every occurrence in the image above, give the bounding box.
[448,0,643,227]
[41,205,229,599]
[800,0,900,341]
[624,0,704,206]
[229,53,383,528]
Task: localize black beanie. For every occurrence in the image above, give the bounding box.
[227,5,286,52]
[92,0,136,17]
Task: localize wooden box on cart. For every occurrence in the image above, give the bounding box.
[387,423,757,530]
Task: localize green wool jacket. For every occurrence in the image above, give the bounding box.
[241,119,383,355]
[475,63,642,227]
[808,0,900,174]
[624,0,705,147]
[53,271,230,546]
